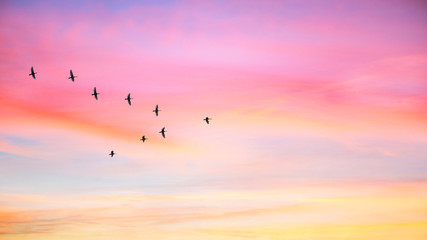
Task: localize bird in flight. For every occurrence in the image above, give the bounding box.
[92,87,99,100]
[204,117,212,124]
[68,70,77,82]
[109,150,115,157]
[29,66,37,79]
[125,93,133,106]
[140,135,147,142]
[159,127,166,138]
[153,104,160,116]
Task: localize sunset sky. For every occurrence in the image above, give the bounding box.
[1,0,427,239]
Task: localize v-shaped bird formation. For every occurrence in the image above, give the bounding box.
[29,66,212,157]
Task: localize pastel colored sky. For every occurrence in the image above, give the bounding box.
[1,0,427,239]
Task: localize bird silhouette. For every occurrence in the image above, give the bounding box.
[204,117,212,124]
[125,93,133,106]
[29,66,37,79]
[153,104,160,116]
[140,135,147,142]
[159,127,166,138]
[68,70,77,82]
[92,87,99,100]
[109,150,115,157]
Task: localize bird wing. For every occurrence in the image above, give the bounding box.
[93,88,97,99]
[127,94,131,105]
[94,89,98,100]
[30,67,35,78]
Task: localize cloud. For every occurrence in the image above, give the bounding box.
[1,180,426,238]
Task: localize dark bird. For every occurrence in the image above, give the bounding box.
[125,93,133,106]
[92,87,99,100]
[153,104,160,116]
[109,150,115,157]
[204,117,212,124]
[29,66,37,79]
[140,135,147,142]
[68,70,77,82]
[159,127,166,138]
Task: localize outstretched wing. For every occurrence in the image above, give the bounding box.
[161,128,166,138]
[93,88,98,100]
[30,67,36,79]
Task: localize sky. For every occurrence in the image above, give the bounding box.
[0,0,427,239]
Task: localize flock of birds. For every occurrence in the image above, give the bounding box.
[29,66,212,157]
